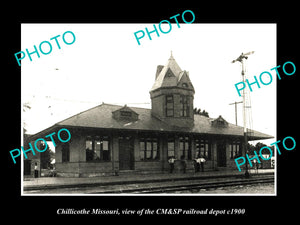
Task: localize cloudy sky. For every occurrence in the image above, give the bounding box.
[21,23,276,145]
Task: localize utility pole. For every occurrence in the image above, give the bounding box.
[229,101,243,125]
[232,51,254,178]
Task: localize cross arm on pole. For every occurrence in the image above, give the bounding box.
[229,101,243,126]
[229,101,243,105]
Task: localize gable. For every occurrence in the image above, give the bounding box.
[165,67,176,78]
[177,71,195,91]
[161,67,177,87]
[211,115,229,128]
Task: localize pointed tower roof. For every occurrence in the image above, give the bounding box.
[150,52,194,92]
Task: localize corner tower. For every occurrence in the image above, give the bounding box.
[150,53,195,127]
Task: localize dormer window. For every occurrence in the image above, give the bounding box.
[212,115,228,128]
[120,111,132,117]
[217,120,224,126]
[112,105,138,121]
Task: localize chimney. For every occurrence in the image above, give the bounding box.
[155,65,164,80]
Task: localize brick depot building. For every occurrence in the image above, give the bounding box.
[27,54,273,177]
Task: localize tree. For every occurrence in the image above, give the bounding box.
[193,107,209,117]
[255,142,267,152]
[247,142,273,155]
[40,143,55,169]
[247,143,256,155]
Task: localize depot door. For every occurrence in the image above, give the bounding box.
[24,160,31,175]
[119,136,134,170]
[217,143,227,167]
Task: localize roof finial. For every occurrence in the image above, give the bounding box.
[169,50,174,60]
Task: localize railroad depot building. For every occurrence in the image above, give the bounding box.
[27,54,273,177]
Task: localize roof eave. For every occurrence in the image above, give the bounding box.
[26,124,69,143]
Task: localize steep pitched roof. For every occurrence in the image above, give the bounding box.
[43,103,272,141]
[150,54,194,92]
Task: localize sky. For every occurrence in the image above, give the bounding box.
[21,23,276,145]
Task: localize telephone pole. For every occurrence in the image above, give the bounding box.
[229,101,243,126]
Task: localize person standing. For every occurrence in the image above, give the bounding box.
[199,155,206,172]
[253,158,258,174]
[193,158,197,173]
[34,162,39,178]
[168,156,175,173]
[194,156,201,173]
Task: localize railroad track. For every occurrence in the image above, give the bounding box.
[90,176,274,194]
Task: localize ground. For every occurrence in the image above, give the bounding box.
[23,169,275,195]
[23,178,275,195]
[178,183,274,194]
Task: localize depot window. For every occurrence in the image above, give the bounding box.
[167,137,175,157]
[179,136,191,159]
[230,141,241,159]
[86,136,110,161]
[139,137,159,160]
[180,95,190,117]
[195,138,211,160]
[166,95,174,117]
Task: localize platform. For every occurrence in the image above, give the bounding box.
[23,169,274,191]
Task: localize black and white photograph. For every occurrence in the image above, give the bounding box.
[5,5,298,220]
[20,23,276,195]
